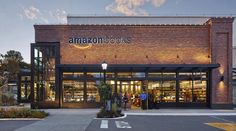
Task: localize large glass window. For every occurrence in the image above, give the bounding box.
[133,72,145,78]
[117,72,132,78]
[87,72,101,78]
[179,72,192,79]
[148,81,162,102]
[193,72,206,79]
[163,73,176,78]
[86,81,100,103]
[148,73,162,78]
[179,80,193,103]
[20,76,31,101]
[193,80,206,103]
[63,72,84,79]
[162,81,176,102]
[33,45,56,102]
[63,80,84,102]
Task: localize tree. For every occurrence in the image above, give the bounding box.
[3,50,23,63]
[0,50,30,81]
[0,50,30,105]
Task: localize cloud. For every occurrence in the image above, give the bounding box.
[151,0,166,7]
[105,0,166,16]
[22,6,40,20]
[21,6,67,24]
[49,9,67,23]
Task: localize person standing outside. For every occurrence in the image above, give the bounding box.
[123,92,128,110]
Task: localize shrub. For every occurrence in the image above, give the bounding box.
[0,108,49,118]
[97,108,124,118]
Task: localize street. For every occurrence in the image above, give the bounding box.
[86,115,236,131]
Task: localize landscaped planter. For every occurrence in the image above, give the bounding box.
[0,108,49,118]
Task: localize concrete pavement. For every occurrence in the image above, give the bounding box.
[14,109,99,131]
[123,108,236,116]
[1,108,236,131]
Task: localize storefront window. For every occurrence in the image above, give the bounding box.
[179,72,192,79]
[20,83,30,100]
[148,81,161,102]
[106,80,115,93]
[133,72,145,78]
[148,73,162,78]
[63,72,84,79]
[33,46,56,102]
[20,76,31,101]
[117,72,132,78]
[106,73,115,78]
[179,80,193,103]
[193,80,206,103]
[193,72,206,79]
[162,81,176,102]
[86,81,100,103]
[163,73,176,78]
[87,72,101,78]
[63,80,84,102]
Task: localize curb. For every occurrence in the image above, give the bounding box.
[94,114,127,120]
[125,113,236,116]
[0,118,44,121]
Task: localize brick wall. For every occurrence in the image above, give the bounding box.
[208,18,234,107]
[35,25,211,65]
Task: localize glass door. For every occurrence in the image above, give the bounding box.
[117,81,142,109]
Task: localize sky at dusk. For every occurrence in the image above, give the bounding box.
[0,0,236,63]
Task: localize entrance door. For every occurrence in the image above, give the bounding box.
[117,81,142,109]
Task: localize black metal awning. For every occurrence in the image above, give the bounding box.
[57,64,220,72]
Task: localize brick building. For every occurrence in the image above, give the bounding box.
[19,16,234,109]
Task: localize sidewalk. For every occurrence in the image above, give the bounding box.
[14,109,99,131]
[124,108,236,116]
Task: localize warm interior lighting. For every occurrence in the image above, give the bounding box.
[110,80,115,84]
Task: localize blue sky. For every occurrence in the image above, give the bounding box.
[0,0,236,63]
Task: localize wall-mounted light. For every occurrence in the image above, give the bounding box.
[220,75,224,81]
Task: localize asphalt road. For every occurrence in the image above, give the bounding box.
[0,120,39,131]
[86,115,236,131]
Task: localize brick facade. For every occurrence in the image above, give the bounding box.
[34,17,234,108]
[207,18,234,108]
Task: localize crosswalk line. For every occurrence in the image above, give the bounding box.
[115,121,132,128]
[100,120,108,128]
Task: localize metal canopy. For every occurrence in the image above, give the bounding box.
[57,64,220,72]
